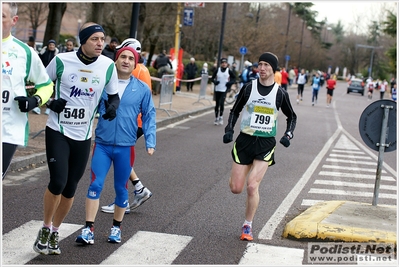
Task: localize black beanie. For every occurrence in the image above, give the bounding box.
[259,52,278,73]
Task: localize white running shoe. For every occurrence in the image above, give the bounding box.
[218,117,223,125]
[101,203,130,214]
[214,118,219,125]
[130,187,152,210]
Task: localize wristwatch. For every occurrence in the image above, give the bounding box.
[285,131,293,139]
[34,95,42,106]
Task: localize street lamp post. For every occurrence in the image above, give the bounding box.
[356,44,383,78]
[77,19,82,46]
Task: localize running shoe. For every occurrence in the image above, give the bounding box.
[33,227,51,254]
[108,226,121,243]
[218,117,224,125]
[75,227,94,245]
[240,225,253,241]
[214,118,219,125]
[48,231,61,255]
[101,203,131,214]
[130,187,152,210]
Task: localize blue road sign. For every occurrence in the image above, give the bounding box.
[285,55,290,61]
[239,46,247,55]
[183,8,194,26]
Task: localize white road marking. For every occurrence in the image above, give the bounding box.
[100,231,193,265]
[308,188,397,199]
[328,153,372,160]
[314,179,397,190]
[318,171,395,181]
[2,220,83,265]
[326,158,377,166]
[322,164,387,173]
[239,243,304,265]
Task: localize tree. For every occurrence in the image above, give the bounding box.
[382,11,396,75]
[43,3,67,45]
[17,3,48,41]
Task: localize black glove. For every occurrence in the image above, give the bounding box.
[14,96,38,112]
[48,98,67,114]
[223,131,234,143]
[102,100,117,121]
[279,135,291,147]
[213,80,220,86]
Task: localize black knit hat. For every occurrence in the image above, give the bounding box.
[259,52,278,73]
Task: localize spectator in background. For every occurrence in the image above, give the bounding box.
[152,50,174,95]
[185,57,198,92]
[102,37,119,60]
[39,39,59,67]
[38,39,59,115]
[280,67,289,91]
[247,62,259,81]
[201,62,209,75]
[27,36,38,52]
[239,60,252,88]
[274,67,282,85]
[288,67,296,86]
[390,82,397,101]
[64,39,75,53]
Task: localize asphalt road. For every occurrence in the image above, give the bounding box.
[2,82,397,265]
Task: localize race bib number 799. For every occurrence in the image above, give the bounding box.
[249,106,274,131]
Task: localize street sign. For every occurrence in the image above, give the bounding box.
[239,46,247,55]
[184,2,205,7]
[359,99,397,152]
[183,8,194,26]
[285,55,290,61]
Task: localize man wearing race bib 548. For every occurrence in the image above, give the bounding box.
[222,52,297,241]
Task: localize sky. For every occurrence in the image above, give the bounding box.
[310,1,397,33]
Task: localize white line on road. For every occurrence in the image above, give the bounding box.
[314,179,397,190]
[329,154,372,160]
[100,231,193,265]
[2,220,83,265]
[239,243,304,265]
[326,158,377,166]
[308,188,397,199]
[322,164,387,173]
[318,171,395,181]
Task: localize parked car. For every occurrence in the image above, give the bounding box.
[347,78,365,96]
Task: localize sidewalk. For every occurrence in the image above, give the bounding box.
[10,83,216,171]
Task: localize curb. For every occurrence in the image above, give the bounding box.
[9,105,215,172]
[283,200,397,243]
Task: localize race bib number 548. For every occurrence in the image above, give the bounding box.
[59,106,89,126]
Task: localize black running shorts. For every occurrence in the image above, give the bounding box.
[231,132,276,166]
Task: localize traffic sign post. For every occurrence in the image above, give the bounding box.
[358,100,397,206]
[239,46,247,72]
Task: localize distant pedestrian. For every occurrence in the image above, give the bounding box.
[379,79,388,100]
[102,37,119,60]
[152,50,174,95]
[326,75,336,107]
[280,67,289,91]
[288,67,296,86]
[64,39,75,53]
[201,62,209,75]
[39,39,59,67]
[296,68,307,104]
[274,67,282,85]
[311,72,321,106]
[366,77,374,100]
[390,82,397,101]
[185,57,198,91]
[211,58,236,125]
